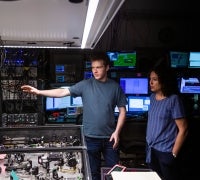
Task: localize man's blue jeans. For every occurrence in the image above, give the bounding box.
[85,136,120,180]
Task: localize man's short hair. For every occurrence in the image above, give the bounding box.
[89,51,110,66]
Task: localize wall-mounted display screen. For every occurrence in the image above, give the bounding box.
[107,51,136,69]
[170,51,189,68]
[120,77,149,95]
[180,77,200,94]
[128,96,150,114]
[189,52,200,68]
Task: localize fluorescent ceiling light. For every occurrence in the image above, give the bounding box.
[81,0,99,49]
[0,0,125,49]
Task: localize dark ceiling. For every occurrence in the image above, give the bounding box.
[95,0,199,50]
[121,0,197,17]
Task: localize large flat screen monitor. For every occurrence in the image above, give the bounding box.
[128,96,150,115]
[120,77,149,95]
[107,51,136,69]
[188,52,200,68]
[180,77,200,94]
[170,51,189,68]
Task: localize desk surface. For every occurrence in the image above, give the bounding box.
[111,171,161,180]
[101,167,152,180]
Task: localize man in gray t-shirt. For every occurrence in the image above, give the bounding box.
[21,52,127,180]
[69,77,127,138]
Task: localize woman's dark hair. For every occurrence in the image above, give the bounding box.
[149,62,179,97]
[89,51,110,66]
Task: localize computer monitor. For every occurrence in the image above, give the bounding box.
[71,96,83,106]
[170,51,189,68]
[180,77,200,94]
[45,86,71,111]
[85,61,91,69]
[45,96,71,111]
[107,51,137,69]
[128,96,150,115]
[188,52,200,68]
[84,71,93,79]
[55,64,65,73]
[114,105,128,113]
[120,77,149,95]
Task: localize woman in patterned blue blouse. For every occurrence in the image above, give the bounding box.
[146,63,188,180]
